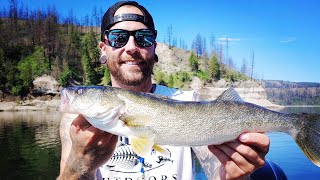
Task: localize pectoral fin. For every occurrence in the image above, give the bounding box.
[153,144,170,157]
[130,136,155,157]
[130,136,171,158]
[121,114,151,127]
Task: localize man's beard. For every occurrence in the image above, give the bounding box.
[107,55,155,86]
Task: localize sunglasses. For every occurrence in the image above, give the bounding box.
[104,29,156,48]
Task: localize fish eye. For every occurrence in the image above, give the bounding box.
[77,89,85,94]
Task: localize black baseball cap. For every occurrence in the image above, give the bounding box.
[101,1,156,41]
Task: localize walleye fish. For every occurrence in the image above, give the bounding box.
[60,86,320,167]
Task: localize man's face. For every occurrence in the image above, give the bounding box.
[102,5,157,86]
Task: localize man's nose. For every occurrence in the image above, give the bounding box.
[125,36,139,54]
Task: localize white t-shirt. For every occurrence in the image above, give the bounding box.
[97,85,199,180]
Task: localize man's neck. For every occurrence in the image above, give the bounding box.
[111,78,153,93]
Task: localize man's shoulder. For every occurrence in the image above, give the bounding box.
[154,84,198,101]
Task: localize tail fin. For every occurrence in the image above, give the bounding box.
[293,113,320,167]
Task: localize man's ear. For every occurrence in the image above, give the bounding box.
[99,42,108,64]
[154,41,157,49]
[154,54,158,62]
[99,41,108,56]
[99,41,105,50]
[154,41,158,62]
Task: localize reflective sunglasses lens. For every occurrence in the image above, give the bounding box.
[108,30,129,48]
[135,29,155,47]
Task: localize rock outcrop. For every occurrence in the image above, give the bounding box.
[195,80,279,107]
[33,74,60,94]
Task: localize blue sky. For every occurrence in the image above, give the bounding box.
[1,0,319,82]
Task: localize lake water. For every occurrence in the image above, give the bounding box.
[0,111,61,179]
[0,107,319,179]
[266,106,320,180]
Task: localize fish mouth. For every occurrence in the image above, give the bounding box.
[61,89,70,102]
[59,89,74,112]
[98,104,125,124]
[59,88,82,114]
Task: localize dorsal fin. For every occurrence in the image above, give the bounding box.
[216,88,244,102]
[145,92,170,100]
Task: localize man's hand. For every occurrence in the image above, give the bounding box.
[58,115,118,179]
[208,132,270,180]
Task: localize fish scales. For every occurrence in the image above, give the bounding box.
[60,86,320,167]
[122,96,292,146]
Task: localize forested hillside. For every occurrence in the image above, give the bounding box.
[0,1,107,96]
[262,80,320,105]
[2,1,318,106]
[0,1,249,97]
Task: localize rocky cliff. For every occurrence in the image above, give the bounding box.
[193,79,279,107]
[261,80,320,105]
[154,43,278,107]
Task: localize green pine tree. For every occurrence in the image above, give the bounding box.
[81,53,96,85]
[167,74,175,88]
[99,66,111,86]
[208,53,220,80]
[188,52,199,72]
[81,33,99,85]
[0,48,6,89]
[17,46,49,89]
[59,59,73,87]
[153,67,166,85]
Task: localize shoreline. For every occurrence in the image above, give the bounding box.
[0,98,284,112]
[280,105,320,107]
[1,93,317,112]
[1,101,319,112]
[0,99,60,112]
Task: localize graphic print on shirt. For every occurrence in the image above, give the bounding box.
[103,142,173,173]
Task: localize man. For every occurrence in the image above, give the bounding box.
[58,1,269,179]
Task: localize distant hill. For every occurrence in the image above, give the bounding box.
[155,43,319,106]
[262,80,320,88]
[155,43,193,73]
[261,80,320,105]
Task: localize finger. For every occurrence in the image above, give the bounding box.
[110,134,119,144]
[208,145,246,179]
[208,145,228,164]
[238,132,270,153]
[87,129,114,145]
[216,144,255,174]
[100,133,118,148]
[71,115,92,131]
[226,141,265,168]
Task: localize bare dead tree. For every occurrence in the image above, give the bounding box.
[225,36,229,66]
[218,44,224,63]
[167,24,173,48]
[203,36,208,58]
[92,6,100,34]
[210,33,216,57]
[192,33,203,57]
[8,0,18,46]
[172,37,177,47]
[44,5,59,70]
[241,58,248,76]
[250,51,255,79]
